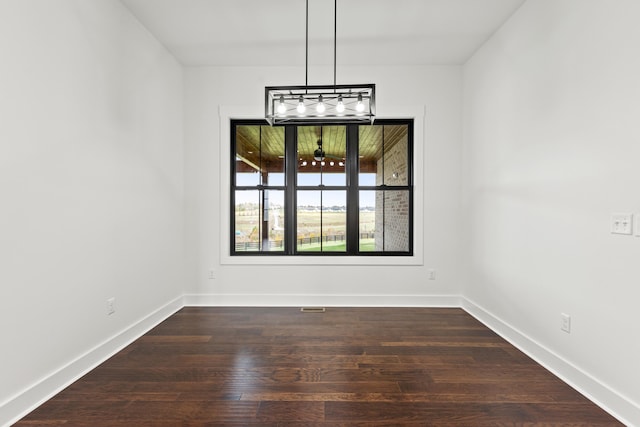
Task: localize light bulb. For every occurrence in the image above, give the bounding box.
[356,94,365,113]
[316,95,325,114]
[296,96,306,114]
[336,96,345,113]
[311,161,316,166]
[277,95,286,115]
[330,161,334,166]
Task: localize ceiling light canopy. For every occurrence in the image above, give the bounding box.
[265,0,376,126]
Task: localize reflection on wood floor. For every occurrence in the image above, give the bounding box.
[16,307,623,426]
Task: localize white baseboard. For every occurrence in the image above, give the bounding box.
[461,298,639,427]
[183,293,463,308]
[1,296,184,427]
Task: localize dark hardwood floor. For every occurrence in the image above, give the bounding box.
[16,307,623,426]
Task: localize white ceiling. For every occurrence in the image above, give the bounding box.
[120,0,525,66]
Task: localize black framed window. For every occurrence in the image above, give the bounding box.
[231,119,413,256]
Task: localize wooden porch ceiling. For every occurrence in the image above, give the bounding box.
[236,124,407,173]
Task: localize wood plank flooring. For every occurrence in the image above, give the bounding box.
[15,307,623,426]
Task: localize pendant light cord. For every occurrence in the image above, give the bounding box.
[305,0,337,90]
[333,0,337,90]
[305,0,309,90]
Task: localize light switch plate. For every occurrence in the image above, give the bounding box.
[560,313,571,333]
[611,213,633,235]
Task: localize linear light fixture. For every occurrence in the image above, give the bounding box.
[265,0,376,125]
[266,84,375,125]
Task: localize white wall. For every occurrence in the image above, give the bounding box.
[0,1,184,424]
[184,65,463,305]
[462,0,640,424]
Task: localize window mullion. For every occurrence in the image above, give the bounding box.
[346,124,359,254]
[284,126,297,255]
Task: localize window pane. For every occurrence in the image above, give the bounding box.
[297,125,346,186]
[359,172,376,186]
[359,124,409,186]
[236,125,285,186]
[359,191,376,251]
[380,190,410,252]
[360,190,409,252]
[297,190,346,252]
[234,190,284,252]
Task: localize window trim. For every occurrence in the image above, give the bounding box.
[219,105,425,266]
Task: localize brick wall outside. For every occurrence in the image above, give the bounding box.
[374,133,409,251]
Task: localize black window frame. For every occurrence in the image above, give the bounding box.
[230,119,414,256]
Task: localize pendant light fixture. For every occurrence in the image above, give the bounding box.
[265,0,375,125]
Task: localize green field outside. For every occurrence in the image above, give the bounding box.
[235,209,376,252]
[298,239,375,252]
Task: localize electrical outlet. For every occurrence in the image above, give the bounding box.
[428,269,436,280]
[106,297,115,315]
[560,313,571,333]
[635,213,640,237]
[611,213,633,235]
[208,269,216,279]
